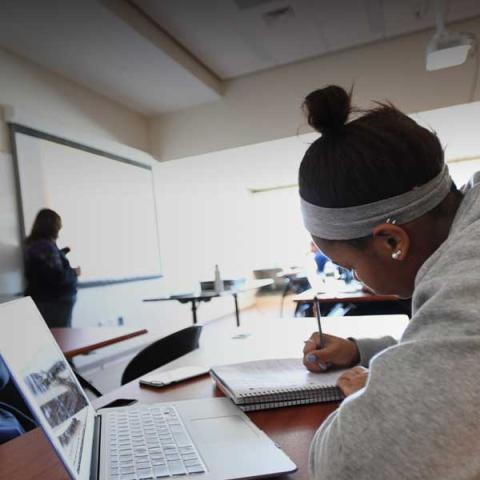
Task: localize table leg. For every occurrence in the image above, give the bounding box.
[280,279,291,317]
[191,299,198,324]
[233,293,240,327]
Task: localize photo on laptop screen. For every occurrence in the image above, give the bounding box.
[22,347,88,473]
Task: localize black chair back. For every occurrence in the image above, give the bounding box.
[121,325,202,385]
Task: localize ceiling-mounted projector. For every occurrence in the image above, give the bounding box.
[426,0,475,71]
[426,30,474,71]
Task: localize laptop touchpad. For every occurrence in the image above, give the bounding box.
[190,415,260,445]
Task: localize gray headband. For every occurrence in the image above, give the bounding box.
[300,164,452,240]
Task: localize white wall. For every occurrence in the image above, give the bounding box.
[0,48,149,151]
[412,101,480,161]
[153,135,311,288]
[414,101,480,186]
[149,16,480,161]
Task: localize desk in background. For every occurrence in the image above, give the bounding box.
[1,314,408,480]
[51,327,148,359]
[51,326,148,397]
[294,288,399,306]
[293,286,413,316]
[143,279,273,326]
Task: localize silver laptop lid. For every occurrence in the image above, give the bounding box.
[0,297,95,480]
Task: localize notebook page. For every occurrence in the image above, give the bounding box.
[211,358,345,397]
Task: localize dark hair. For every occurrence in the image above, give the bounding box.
[26,209,62,244]
[299,85,447,211]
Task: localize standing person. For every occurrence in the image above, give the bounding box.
[299,86,480,479]
[24,209,80,328]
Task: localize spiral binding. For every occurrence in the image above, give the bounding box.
[237,385,343,405]
[238,391,345,412]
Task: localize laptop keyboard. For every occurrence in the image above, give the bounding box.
[107,405,206,479]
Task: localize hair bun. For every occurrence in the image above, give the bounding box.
[303,85,351,135]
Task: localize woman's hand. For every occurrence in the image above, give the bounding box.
[336,366,369,396]
[303,333,360,373]
[74,267,81,276]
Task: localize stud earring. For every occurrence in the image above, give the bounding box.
[392,250,402,260]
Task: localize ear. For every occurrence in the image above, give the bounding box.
[371,224,410,261]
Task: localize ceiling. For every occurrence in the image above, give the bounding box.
[1,0,480,115]
[133,0,480,79]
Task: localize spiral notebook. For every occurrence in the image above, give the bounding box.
[210,358,345,412]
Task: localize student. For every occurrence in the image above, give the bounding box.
[0,358,24,444]
[25,209,81,328]
[310,240,328,273]
[299,86,480,479]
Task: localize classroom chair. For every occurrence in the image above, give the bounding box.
[280,273,310,317]
[121,325,203,385]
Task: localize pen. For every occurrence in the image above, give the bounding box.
[314,297,325,348]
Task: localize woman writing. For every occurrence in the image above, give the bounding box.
[25,209,80,328]
[299,86,480,479]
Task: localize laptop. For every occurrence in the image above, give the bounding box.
[0,298,297,480]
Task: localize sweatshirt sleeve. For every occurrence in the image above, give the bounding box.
[350,336,397,367]
[309,222,480,480]
[309,337,480,479]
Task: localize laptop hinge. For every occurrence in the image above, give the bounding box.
[90,414,102,480]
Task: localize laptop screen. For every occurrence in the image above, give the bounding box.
[0,298,95,480]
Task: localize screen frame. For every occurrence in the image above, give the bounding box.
[9,123,162,287]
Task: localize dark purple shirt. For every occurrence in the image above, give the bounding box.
[24,239,77,301]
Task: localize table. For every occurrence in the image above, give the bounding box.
[143,279,274,326]
[138,314,408,371]
[0,315,408,480]
[293,287,399,306]
[50,327,148,397]
[293,286,409,318]
[51,327,148,359]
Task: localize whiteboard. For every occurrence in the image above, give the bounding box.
[12,125,162,284]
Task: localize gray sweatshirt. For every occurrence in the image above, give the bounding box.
[310,172,480,480]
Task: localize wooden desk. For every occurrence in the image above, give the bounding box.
[293,287,398,305]
[1,315,408,480]
[144,315,408,371]
[51,327,148,359]
[0,378,337,480]
[50,327,148,397]
[143,279,274,326]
